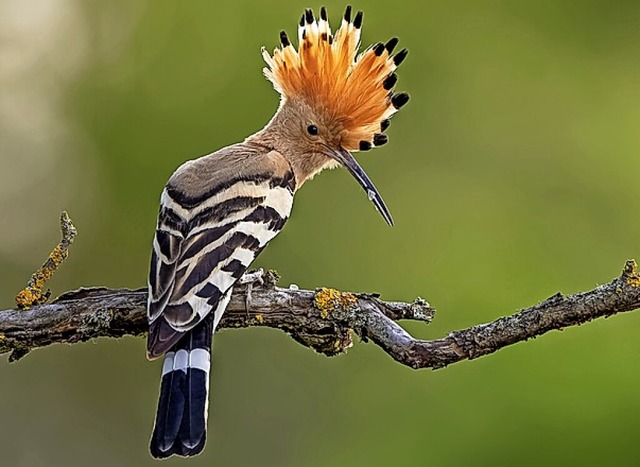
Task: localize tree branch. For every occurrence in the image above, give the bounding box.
[14,211,77,309]
[1,261,640,366]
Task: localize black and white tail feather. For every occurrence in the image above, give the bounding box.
[150,312,214,458]
[147,145,295,458]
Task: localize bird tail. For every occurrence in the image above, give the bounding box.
[150,313,214,459]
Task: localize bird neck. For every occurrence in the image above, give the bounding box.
[244,105,337,189]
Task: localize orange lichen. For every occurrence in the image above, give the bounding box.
[314,287,358,318]
[624,260,640,287]
[14,247,63,308]
[15,212,77,309]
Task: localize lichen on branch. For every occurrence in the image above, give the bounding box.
[15,211,77,309]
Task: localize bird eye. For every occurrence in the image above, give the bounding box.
[307,124,319,136]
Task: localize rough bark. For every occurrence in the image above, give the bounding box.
[2,261,640,367]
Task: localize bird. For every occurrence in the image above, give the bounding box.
[146,5,409,459]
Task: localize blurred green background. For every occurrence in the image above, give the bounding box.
[2,0,640,466]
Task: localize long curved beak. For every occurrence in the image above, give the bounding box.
[330,148,394,226]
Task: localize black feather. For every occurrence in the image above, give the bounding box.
[344,5,352,22]
[280,31,290,47]
[149,364,186,458]
[373,42,385,56]
[359,140,372,151]
[180,367,208,451]
[391,92,410,109]
[393,49,408,66]
[373,133,388,146]
[305,8,314,24]
[177,319,212,453]
[353,11,363,28]
[385,37,399,54]
[383,73,397,90]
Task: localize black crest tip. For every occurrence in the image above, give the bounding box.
[354,11,363,29]
[279,31,290,47]
[380,119,391,132]
[393,49,409,66]
[382,73,398,90]
[299,14,305,27]
[320,6,328,21]
[344,5,352,23]
[373,133,388,146]
[359,140,372,151]
[385,37,399,53]
[373,42,385,57]
[305,8,314,25]
[391,92,410,109]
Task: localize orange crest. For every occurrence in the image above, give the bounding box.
[262,6,409,152]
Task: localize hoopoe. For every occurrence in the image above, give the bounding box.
[147,6,409,458]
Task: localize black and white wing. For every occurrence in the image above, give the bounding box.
[147,161,296,358]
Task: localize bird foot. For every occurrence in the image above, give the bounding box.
[239,268,265,286]
[239,269,264,317]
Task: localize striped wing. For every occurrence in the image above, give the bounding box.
[147,170,295,358]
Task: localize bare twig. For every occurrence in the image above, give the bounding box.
[1,261,639,367]
[15,211,77,309]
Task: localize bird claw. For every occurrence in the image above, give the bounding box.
[240,269,264,317]
[239,268,264,286]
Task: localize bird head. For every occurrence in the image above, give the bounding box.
[260,6,409,226]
